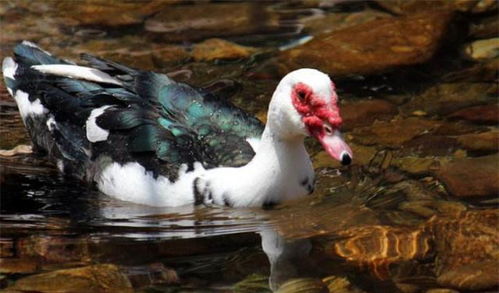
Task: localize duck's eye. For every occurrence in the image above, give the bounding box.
[297,91,306,101]
[324,124,333,135]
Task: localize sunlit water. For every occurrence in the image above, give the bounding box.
[0,1,497,292]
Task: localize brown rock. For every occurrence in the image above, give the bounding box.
[341,99,398,131]
[9,264,133,292]
[375,0,478,14]
[69,37,190,70]
[427,209,499,290]
[448,104,499,124]
[192,38,257,61]
[281,11,454,76]
[464,38,499,61]
[276,278,327,293]
[0,258,39,274]
[18,235,90,264]
[401,82,497,116]
[352,118,441,148]
[391,156,447,176]
[436,154,499,198]
[457,130,499,153]
[470,15,499,38]
[445,58,499,83]
[329,225,432,279]
[56,0,173,27]
[402,135,459,156]
[322,276,366,293]
[304,10,392,36]
[145,3,279,41]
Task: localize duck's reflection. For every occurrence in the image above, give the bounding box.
[260,227,312,291]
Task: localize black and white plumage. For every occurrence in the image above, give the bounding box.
[2,41,352,208]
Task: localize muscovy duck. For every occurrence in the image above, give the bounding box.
[2,41,352,208]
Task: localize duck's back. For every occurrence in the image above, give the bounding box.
[2,41,264,205]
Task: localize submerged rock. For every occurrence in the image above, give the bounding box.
[145,2,280,41]
[0,258,38,274]
[329,225,432,279]
[0,145,32,157]
[428,209,499,291]
[464,38,499,61]
[55,0,172,27]
[192,38,257,61]
[401,82,497,116]
[436,154,499,198]
[281,10,454,76]
[233,273,271,293]
[375,0,496,14]
[352,118,441,148]
[276,278,327,293]
[303,10,392,36]
[322,276,366,293]
[8,264,133,292]
[447,104,499,124]
[470,15,499,38]
[391,156,445,176]
[327,209,498,290]
[340,99,398,131]
[456,130,499,153]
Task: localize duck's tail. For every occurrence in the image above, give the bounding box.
[3,41,68,96]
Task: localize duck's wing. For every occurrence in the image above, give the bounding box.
[4,42,264,181]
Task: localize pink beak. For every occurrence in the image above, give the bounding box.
[316,131,353,165]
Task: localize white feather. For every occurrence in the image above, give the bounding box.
[86,105,111,143]
[2,57,17,80]
[46,116,56,131]
[245,137,260,152]
[14,90,47,120]
[97,162,206,207]
[31,64,122,85]
[21,40,53,55]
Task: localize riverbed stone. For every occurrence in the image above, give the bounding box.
[281,10,454,76]
[303,10,392,36]
[375,0,495,14]
[340,99,398,131]
[427,209,499,291]
[352,118,441,148]
[322,276,366,293]
[403,135,459,156]
[56,0,172,27]
[0,258,38,274]
[145,2,279,41]
[276,278,327,293]
[447,104,499,124]
[400,82,497,116]
[436,154,499,198]
[391,156,446,176]
[8,264,133,292]
[470,15,499,38]
[192,39,257,61]
[457,130,499,153]
[464,38,499,61]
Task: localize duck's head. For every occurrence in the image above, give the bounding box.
[269,68,352,165]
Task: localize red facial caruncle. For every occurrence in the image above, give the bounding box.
[291,82,342,137]
[291,81,352,165]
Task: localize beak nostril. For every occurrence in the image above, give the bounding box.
[341,152,352,166]
[324,125,333,135]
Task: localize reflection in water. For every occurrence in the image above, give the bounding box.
[260,227,311,291]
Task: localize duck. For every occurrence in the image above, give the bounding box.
[2,41,352,208]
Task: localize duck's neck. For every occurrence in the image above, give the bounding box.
[206,120,314,207]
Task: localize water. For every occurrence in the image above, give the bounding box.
[0,1,498,292]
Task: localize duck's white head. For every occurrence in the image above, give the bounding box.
[268,68,352,165]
